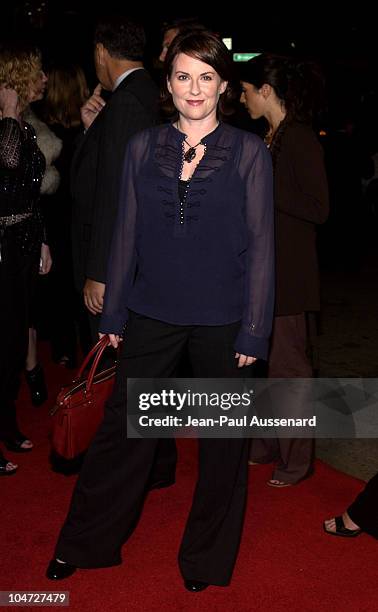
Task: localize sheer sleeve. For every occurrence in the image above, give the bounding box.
[0,117,22,169]
[234,136,275,360]
[99,135,144,334]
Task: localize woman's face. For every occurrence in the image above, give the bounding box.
[240,81,265,119]
[28,69,48,104]
[167,53,227,123]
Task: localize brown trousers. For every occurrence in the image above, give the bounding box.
[249,313,314,484]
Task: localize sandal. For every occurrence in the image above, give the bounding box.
[323,515,362,537]
[2,433,33,453]
[267,479,293,488]
[0,453,18,476]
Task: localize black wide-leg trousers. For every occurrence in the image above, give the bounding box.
[55,312,251,586]
[348,472,378,539]
[0,229,38,437]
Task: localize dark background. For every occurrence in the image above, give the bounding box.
[2,3,377,133]
[2,3,377,167]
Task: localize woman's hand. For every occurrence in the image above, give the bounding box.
[235,353,257,368]
[0,85,20,120]
[99,332,122,349]
[39,243,52,274]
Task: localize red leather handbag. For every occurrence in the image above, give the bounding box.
[50,336,116,459]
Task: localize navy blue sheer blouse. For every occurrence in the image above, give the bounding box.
[100,122,275,359]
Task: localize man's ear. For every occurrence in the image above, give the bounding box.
[96,43,105,65]
[167,77,172,94]
[260,83,272,99]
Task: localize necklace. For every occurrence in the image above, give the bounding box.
[174,122,204,163]
[183,137,203,163]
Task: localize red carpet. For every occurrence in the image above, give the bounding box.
[1,342,377,611]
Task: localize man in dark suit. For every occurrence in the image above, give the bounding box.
[71,16,158,340]
[71,16,176,489]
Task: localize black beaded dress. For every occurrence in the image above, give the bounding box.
[0,117,45,437]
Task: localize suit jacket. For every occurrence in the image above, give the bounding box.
[71,69,159,291]
[273,121,329,315]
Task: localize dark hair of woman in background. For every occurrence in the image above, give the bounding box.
[42,64,89,129]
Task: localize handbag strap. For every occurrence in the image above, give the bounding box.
[76,335,109,379]
[76,336,112,393]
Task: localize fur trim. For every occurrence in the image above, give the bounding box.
[24,108,62,195]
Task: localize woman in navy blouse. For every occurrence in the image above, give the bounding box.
[48,30,274,591]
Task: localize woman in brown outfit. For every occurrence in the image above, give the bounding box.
[240,54,329,486]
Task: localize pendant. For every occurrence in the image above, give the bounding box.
[184,147,197,163]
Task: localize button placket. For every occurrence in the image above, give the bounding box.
[178,142,190,226]
[178,141,206,226]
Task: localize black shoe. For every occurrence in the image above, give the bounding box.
[25,364,48,406]
[184,580,209,592]
[2,432,33,453]
[46,559,77,580]
[148,477,175,491]
[323,515,362,537]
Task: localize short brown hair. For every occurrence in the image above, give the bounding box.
[94,15,146,61]
[161,29,237,118]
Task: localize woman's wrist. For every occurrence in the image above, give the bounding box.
[1,108,20,121]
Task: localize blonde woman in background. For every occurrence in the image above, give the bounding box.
[0,42,52,473]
